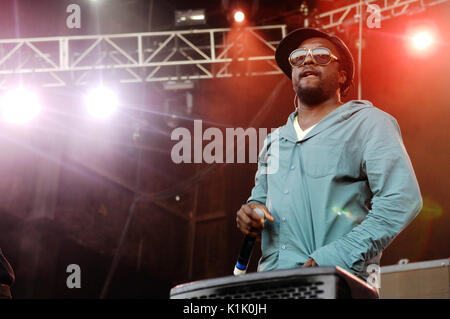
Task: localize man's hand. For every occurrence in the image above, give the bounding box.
[236,203,274,238]
[302,258,318,267]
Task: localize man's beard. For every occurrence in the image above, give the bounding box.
[296,85,329,106]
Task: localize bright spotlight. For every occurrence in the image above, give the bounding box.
[0,87,42,124]
[411,31,433,51]
[84,86,119,119]
[233,10,245,23]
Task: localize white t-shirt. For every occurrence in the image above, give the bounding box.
[293,114,316,140]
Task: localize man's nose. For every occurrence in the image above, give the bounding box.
[303,52,316,66]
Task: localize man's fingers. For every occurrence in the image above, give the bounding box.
[236,203,274,236]
[237,207,252,225]
[248,203,274,223]
[302,258,318,267]
[236,219,259,237]
[237,207,262,236]
[242,204,264,226]
[238,207,262,229]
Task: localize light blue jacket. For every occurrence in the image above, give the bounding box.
[248,100,423,279]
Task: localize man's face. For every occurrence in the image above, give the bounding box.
[291,37,346,105]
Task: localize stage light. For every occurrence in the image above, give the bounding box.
[405,22,438,55]
[84,86,118,119]
[411,31,433,51]
[175,9,206,26]
[233,10,245,23]
[0,87,42,124]
[163,80,194,91]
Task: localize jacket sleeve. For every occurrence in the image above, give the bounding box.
[310,112,423,277]
[246,132,273,205]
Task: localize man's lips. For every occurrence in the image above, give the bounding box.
[300,68,320,78]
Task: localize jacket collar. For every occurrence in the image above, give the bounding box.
[279,100,374,142]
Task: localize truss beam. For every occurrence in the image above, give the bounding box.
[0,0,448,88]
[315,0,449,31]
[0,25,287,88]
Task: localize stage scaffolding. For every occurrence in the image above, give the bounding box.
[0,0,447,89]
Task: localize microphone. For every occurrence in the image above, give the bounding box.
[233,207,265,276]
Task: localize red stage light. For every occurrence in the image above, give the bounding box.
[411,30,434,51]
[233,10,245,23]
[405,23,439,56]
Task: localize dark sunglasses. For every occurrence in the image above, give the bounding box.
[288,47,339,67]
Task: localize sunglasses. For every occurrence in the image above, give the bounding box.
[288,47,339,67]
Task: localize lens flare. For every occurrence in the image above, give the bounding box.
[84,86,119,119]
[332,206,358,221]
[0,87,42,124]
[417,197,443,220]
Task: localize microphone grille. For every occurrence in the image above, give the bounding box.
[253,207,264,218]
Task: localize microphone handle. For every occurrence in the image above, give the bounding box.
[237,235,256,266]
[234,235,256,275]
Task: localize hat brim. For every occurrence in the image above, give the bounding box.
[275,28,354,90]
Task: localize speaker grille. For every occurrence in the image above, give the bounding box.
[192,280,326,299]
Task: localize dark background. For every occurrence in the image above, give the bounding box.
[0,0,448,298]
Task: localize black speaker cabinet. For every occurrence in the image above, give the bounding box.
[170,267,378,299]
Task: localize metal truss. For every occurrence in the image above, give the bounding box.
[0,25,287,88]
[0,0,448,88]
[314,0,449,31]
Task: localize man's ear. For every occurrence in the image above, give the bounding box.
[338,69,347,87]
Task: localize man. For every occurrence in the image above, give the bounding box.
[0,249,14,299]
[236,28,422,281]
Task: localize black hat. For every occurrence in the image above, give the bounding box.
[275,28,354,94]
